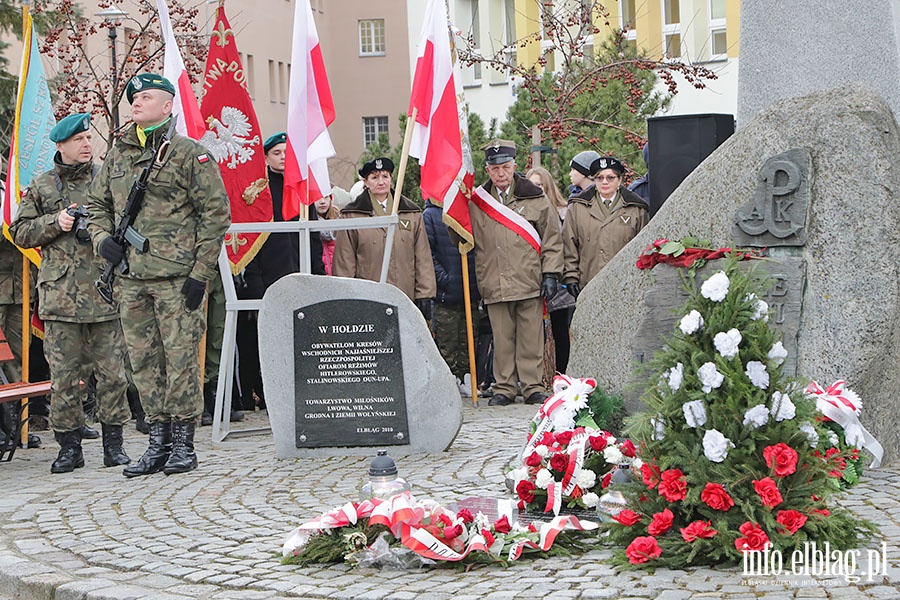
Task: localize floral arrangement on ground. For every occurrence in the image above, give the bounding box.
[281,493,599,568]
[601,255,880,569]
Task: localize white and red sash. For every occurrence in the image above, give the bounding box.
[471,185,541,253]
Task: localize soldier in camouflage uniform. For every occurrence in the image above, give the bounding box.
[9,113,131,473]
[87,74,231,477]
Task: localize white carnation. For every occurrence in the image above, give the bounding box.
[827,431,840,447]
[631,457,643,470]
[603,445,624,465]
[701,271,730,302]
[651,416,666,441]
[746,361,770,390]
[768,341,787,366]
[550,409,576,432]
[770,391,796,422]
[667,362,684,391]
[713,328,742,359]
[799,421,819,447]
[698,362,724,393]
[582,492,600,508]
[535,468,554,489]
[743,404,770,429]
[509,466,529,483]
[703,429,733,463]
[534,444,550,458]
[746,293,770,321]
[679,310,705,334]
[577,469,597,489]
[682,400,707,428]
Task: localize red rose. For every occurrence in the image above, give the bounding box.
[549,453,569,473]
[516,479,537,504]
[825,447,847,477]
[647,508,674,536]
[493,515,512,534]
[734,522,770,553]
[481,528,495,546]
[753,477,783,508]
[700,483,734,511]
[776,510,808,535]
[456,509,474,523]
[589,435,609,451]
[528,523,538,533]
[641,463,661,489]
[612,509,642,526]
[625,536,662,564]
[763,443,799,477]
[438,513,453,527]
[812,508,830,517]
[443,523,463,540]
[540,431,556,447]
[680,520,717,542]
[601,472,613,489]
[525,451,543,467]
[569,485,583,499]
[620,439,636,458]
[555,431,574,446]
[657,468,687,502]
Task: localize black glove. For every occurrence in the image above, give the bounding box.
[568,282,581,300]
[540,274,558,300]
[181,277,207,311]
[416,298,434,321]
[98,237,125,264]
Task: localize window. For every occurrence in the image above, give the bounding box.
[708,0,727,60]
[363,116,389,147]
[619,0,636,30]
[359,19,385,56]
[662,0,681,59]
[469,0,482,80]
[503,0,517,69]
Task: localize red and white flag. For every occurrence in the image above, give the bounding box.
[283,0,335,219]
[408,0,475,251]
[155,0,204,139]
[200,5,273,274]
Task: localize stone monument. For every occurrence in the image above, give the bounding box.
[737,0,900,125]
[258,274,463,458]
[568,87,900,465]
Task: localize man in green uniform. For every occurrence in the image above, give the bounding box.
[468,140,563,407]
[87,74,231,477]
[10,113,131,473]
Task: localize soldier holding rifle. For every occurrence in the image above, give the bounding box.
[87,74,231,478]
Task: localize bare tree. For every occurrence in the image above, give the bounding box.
[33,0,206,151]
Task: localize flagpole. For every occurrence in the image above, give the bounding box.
[460,251,478,406]
[20,255,30,447]
[378,107,417,283]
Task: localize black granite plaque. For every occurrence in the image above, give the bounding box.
[293,299,409,448]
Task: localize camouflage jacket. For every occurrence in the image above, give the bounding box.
[9,156,118,322]
[0,236,29,306]
[86,122,231,283]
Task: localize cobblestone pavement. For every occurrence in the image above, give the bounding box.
[0,404,898,600]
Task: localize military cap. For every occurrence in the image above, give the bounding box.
[482,139,516,165]
[570,150,601,177]
[125,73,175,104]
[264,132,287,154]
[49,112,91,143]
[591,155,625,176]
[359,157,395,178]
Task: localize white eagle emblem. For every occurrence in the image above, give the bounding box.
[199,107,261,168]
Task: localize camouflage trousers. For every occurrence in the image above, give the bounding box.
[433,303,479,381]
[118,278,205,422]
[43,319,130,432]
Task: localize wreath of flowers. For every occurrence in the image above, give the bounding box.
[635,236,762,271]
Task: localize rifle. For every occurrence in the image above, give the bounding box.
[96,117,178,305]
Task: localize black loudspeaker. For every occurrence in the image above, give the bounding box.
[647,114,735,217]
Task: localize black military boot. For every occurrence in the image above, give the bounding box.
[127,386,149,434]
[201,382,215,426]
[101,423,131,467]
[79,424,100,440]
[51,430,84,473]
[163,421,198,475]
[123,421,172,478]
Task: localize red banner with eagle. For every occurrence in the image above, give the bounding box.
[200,4,273,274]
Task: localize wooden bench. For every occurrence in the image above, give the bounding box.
[0,381,52,462]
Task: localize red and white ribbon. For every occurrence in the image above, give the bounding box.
[805,380,883,468]
[471,185,542,253]
[522,375,597,460]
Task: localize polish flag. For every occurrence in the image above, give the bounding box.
[155,0,205,139]
[283,0,336,219]
[408,0,475,251]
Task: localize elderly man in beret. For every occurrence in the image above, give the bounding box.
[333,157,436,312]
[87,73,231,477]
[468,140,563,407]
[563,155,649,299]
[10,112,132,473]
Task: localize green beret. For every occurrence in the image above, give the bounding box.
[49,112,91,143]
[126,73,175,104]
[264,132,287,154]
